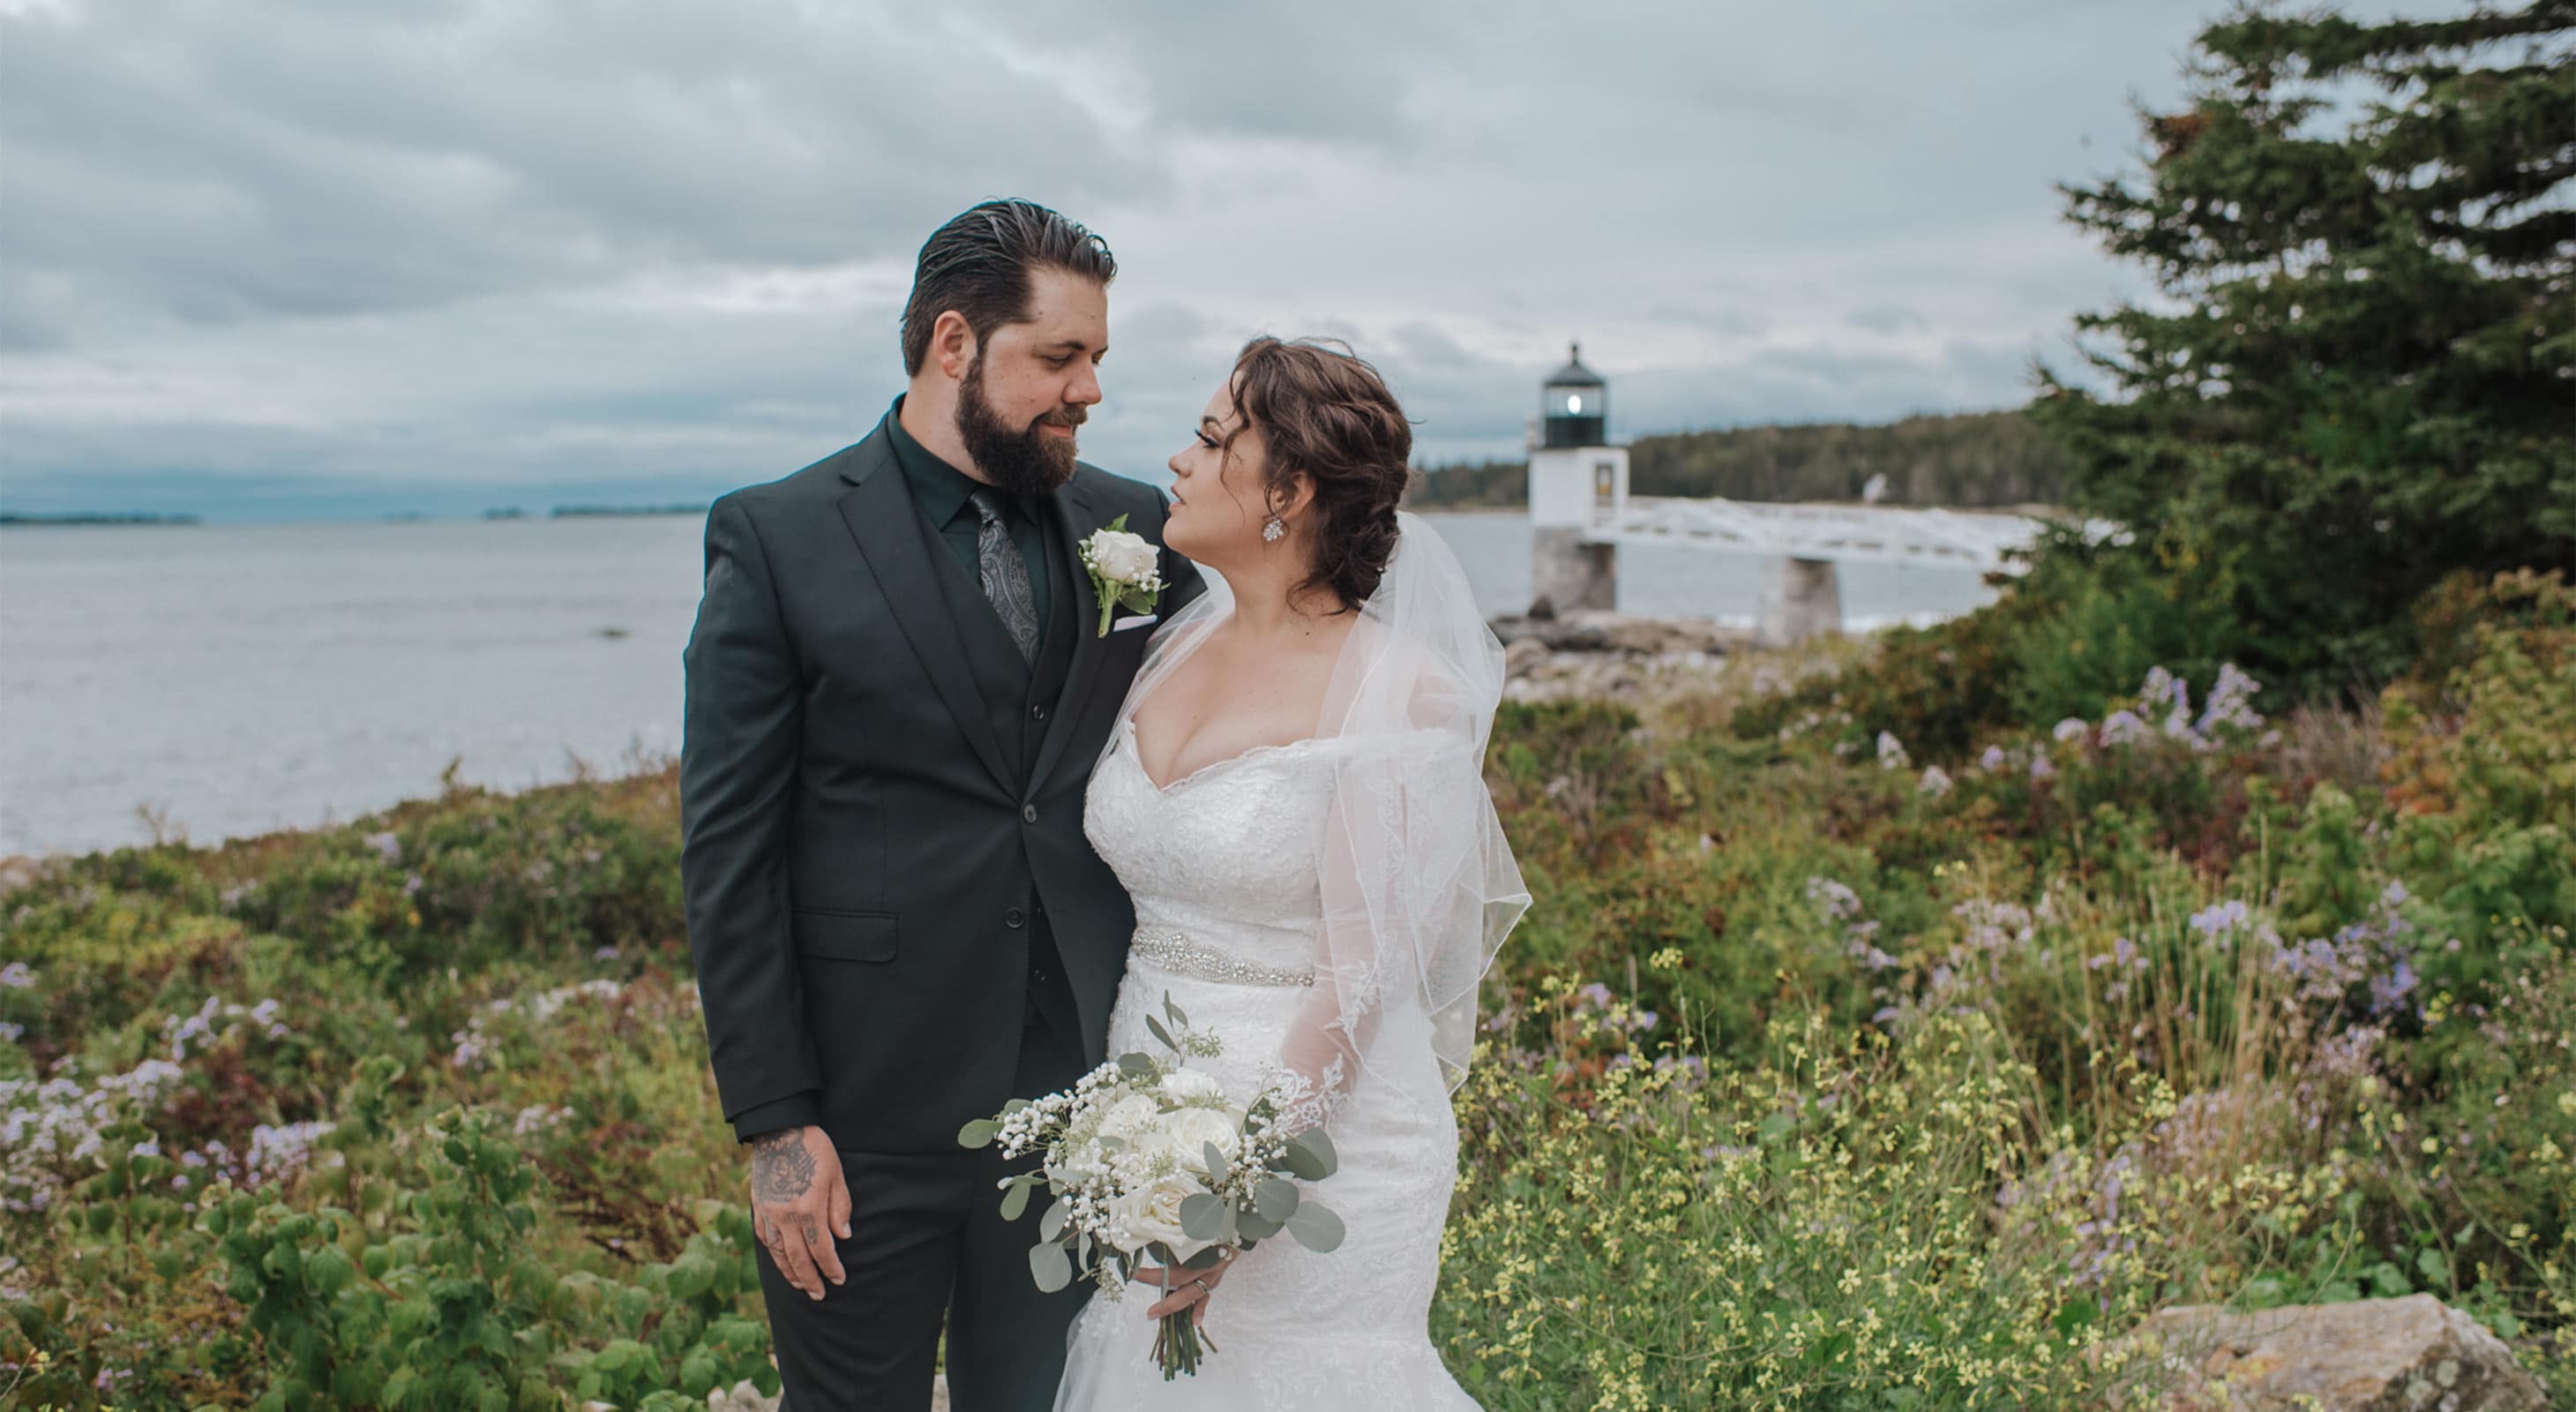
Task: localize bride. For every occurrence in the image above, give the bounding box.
[1054,336,1530,1408]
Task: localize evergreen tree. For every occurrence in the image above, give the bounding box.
[2033,0,2574,698]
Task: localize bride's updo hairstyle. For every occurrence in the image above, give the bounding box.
[1224,336,1412,612]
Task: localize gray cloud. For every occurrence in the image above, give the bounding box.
[1,0,1162,341]
[0,0,2459,517]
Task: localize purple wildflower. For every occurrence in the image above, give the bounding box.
[2197,664,2265,737]
[2099,710,2147,747]
[2190,900,2249,937]
[2370,959,2419,1017]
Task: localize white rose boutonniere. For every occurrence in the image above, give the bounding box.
[1078,514,1165,637]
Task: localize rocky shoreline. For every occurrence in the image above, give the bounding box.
[1490,609,1749,702]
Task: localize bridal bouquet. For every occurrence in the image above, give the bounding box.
[957,993,1342,1378]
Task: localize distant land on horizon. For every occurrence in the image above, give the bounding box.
[0,473,752,527]
[0,511,203,527]
[550,503,709,518]
[1,404,2066,525]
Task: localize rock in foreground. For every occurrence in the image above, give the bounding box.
[1490,610,1745,703]
[2108,1294,2547,1411]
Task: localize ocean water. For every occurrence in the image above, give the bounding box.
[0,513,1996,856]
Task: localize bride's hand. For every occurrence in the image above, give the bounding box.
[1134,1249,1236,1325]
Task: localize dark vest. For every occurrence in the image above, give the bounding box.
[917,499,1083,1039]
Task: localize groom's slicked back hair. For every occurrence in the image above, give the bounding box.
[901,199,1117,377]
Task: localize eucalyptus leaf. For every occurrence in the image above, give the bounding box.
[956,1118,998,1149]
[1280,1132,1330,1182]
[1202,1141,1232,1185]
[1179,1193,1225,1241]
[1255,1178,1300,1222]
[1145,1014,1178,1052]
[999,1180,1031,1223]
[1030,1241,1072,1293]
[1162,992,1188,1027]
[1284,1201,1345,1253]
[1297,1127,1338,1176]
[1119,1053,1158,1078]
[1002,1099,1032,1115]
[1039,1199,1068,1243]
[1235,1208,1283,1242]
[1181,1244,1228,1270]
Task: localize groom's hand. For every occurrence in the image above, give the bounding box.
[748,1125,852,1301]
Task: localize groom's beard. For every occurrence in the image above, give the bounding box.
[957,356,1083,499]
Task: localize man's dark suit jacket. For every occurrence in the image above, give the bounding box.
[679,410,1201,1153]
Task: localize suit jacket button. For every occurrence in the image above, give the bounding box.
[1030,702,1048,722]
[1006,908,1026,928]
[1022,804,1039,824]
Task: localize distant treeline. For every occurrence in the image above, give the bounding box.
[0,511,201,526]
[1404,408,2073,509]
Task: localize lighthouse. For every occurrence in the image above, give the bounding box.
[1525,343,1627,613]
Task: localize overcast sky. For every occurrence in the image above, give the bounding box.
[0,0,2381,520]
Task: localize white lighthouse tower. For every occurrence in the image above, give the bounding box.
[1525,342,1626,613]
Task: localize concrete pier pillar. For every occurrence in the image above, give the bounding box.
[1531,526,1617,614]
[1756,556,1842,645]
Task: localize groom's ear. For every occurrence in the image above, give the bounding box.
[929,311,977,382]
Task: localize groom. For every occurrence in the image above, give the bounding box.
[680,199,1202,1410]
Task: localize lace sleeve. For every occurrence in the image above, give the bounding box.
[1273,725,1500,1134]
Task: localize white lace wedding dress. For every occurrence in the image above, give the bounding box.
[1051,715,1481,1409]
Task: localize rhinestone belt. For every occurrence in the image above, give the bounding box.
[1130,926,1316,988]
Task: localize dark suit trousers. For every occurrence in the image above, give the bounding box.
[759,1006,1092,1412]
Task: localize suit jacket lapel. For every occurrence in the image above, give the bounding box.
[1028,479,1111,792]
[835,427,1015,795]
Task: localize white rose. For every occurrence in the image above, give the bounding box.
[1108,1171,1216,1263]
[1155,1106,1245,1175]
[1086,530,1158,586]
[1096,1093,1162,1145]
[1157,1070,1226,1103]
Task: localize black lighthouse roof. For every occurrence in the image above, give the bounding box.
[1545,342,1605,387]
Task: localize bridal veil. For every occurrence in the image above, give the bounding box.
[1097,512,1531,1119]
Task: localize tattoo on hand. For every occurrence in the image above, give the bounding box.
[751,1130,817,1205]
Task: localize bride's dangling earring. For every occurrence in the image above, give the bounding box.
[1262,513,1286,544]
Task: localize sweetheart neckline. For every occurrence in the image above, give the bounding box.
[1120,716,1329,795]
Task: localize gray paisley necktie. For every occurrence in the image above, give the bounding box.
[968,488,1041,665]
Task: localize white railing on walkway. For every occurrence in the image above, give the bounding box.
[1584,496,2063,573]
